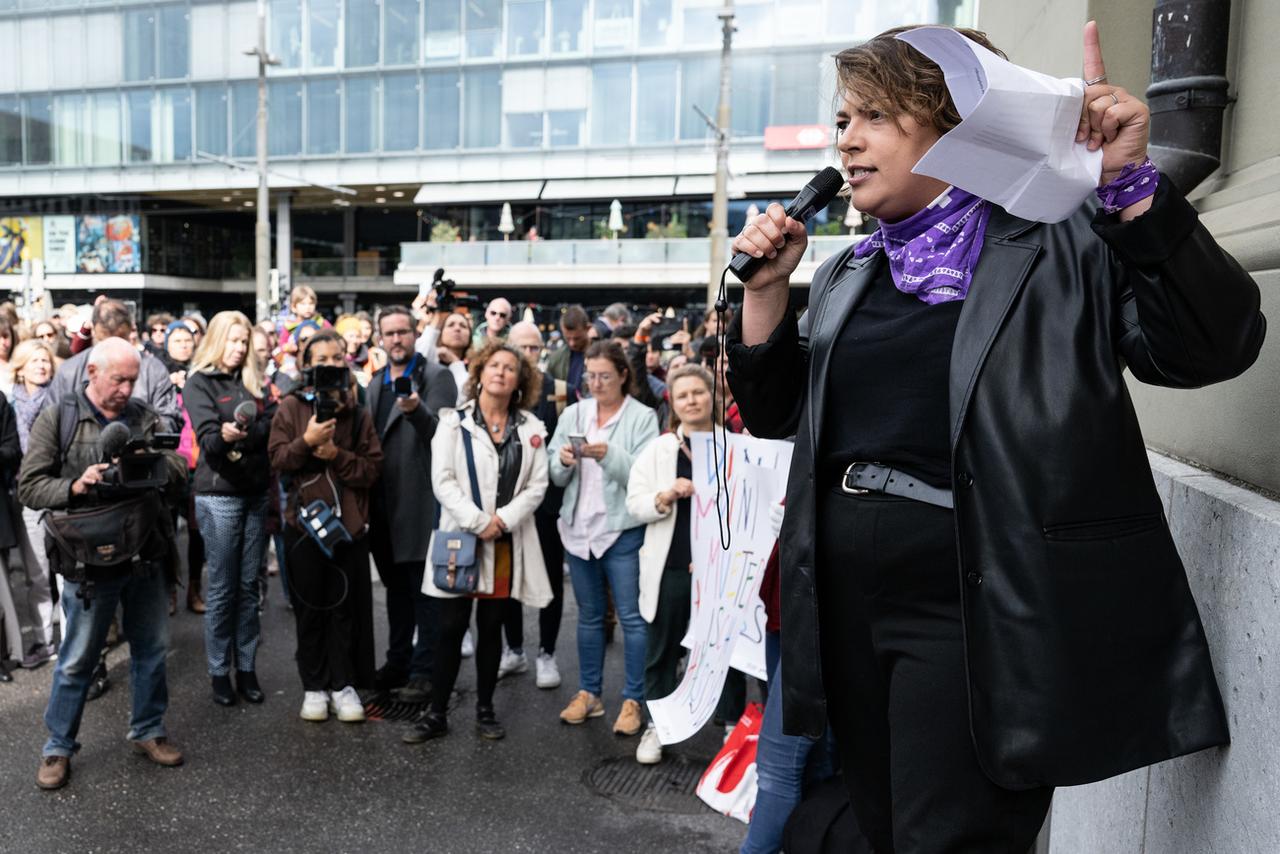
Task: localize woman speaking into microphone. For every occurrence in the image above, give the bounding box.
[726,22,1264,852]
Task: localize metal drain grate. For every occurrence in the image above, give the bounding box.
[583,754,712,814]
[363,689,465,722]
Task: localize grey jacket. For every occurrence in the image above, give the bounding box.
[45,347,182,433]
[367,357,458,563]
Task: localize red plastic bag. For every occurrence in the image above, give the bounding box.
[696,701,763,824]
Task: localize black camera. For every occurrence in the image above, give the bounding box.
[432,267,478,312]
[301,364,350,423]
[99,433,181,492]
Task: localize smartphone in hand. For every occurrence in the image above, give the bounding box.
[393,376,413,398]
[569,433,587,458]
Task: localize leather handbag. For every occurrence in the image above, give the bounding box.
[430,425,484,594]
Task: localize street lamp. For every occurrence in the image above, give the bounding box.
[244,0,280,324]
[499,202,515,241]
[608,199,624,240]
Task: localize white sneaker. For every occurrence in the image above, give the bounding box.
[636,724,663,765]
[498,648,528,679]
[535,651,561,689]
[329,686,365,723]
[460,629,474,658]
[300,691,329,722]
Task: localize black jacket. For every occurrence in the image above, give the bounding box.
[367,356,458,563]
[727,179,1265,788]
[183,369,275,496]
[0,395,22,550]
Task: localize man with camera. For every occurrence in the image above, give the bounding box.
[367,306,457,700]
[20,339,187,790]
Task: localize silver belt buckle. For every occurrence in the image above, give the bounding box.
[841,461,877,495]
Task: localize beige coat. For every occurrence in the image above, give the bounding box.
[423,403,551,606]
[625,428,687,623]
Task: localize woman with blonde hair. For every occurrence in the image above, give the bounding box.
[184,311,276,707]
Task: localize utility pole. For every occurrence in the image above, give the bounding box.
[245,0,279,324]
[707,0,735,310]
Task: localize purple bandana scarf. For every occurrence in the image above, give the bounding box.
[853,187,992,305]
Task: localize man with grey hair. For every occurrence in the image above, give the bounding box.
[472,297,514,349]
[595,302,633,339]
[21,338,187,790]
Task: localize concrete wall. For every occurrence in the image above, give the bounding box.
[1047,453,1280,852]
[979,0,1280,495]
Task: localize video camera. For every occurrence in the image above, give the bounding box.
[95,422,181,493]
[432,267,479,312]
[302,363,350,423]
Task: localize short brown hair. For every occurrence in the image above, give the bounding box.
[834,26,1005,137]
[560,305,589,331]
[465,340,542,412]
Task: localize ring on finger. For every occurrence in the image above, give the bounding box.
[1109,92,1120,106]
[1085,74,1108,86]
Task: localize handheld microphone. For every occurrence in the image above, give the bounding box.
[233,400,257,428]
[728,167,846,283]
[97,422,131,463]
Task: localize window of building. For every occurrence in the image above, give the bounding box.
[58,93,122,167]
[506,112,542,148]
[156,87,192,161]
[346,0,380,68]
[0,96,20,166]
[195,84,227,157]
[591,63,630,145]
[231,81,256,157]
[383,72,420,150]
[385,0,420,64]
[679,57,716,140]
[23,95,52,166]
[507,0,544,56]
[269,80,302,156]
[549,0,584,53]
[545,65,587,147]
[346,76,378,152]
[503,67,542,147]
[637,0,672,48]
[464,68,500,147]
[465,0,501,58]
[425,0,462,60]
[127,90,152,162]
[732,59,769,137]
[548,109,583,146]
[772,53,820,125]
[307,78,341,154]
[157,4,190,79]
[123,8,156,81]
[125,4,189,81]
[735,0,771,45]
[635,59,676,142]
[593,0,632,52]
[825,0,858,36]
[309,0,341,67]
[681,2,718,47]
[270,0,303,68]
[424,70,460,149]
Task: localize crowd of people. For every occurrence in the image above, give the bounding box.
[0,283,781,842]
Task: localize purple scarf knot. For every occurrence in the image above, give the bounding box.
[852,188,992,305]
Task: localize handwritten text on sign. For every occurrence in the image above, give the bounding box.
[649,432,792,746]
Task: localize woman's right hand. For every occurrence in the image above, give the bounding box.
[220,422,248,443]
[732,203,809,290]
[478,513,507,541]
[558,444,579,468]
[670,477,695,499]
[303,415,336,448]
[437,347,458,365]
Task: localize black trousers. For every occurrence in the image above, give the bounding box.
[817,488,1052,854]
[287,529,376,692]
[369,512,437,679]
[500,510,565,655]
[644,564,692,705]
[432,595,504,715]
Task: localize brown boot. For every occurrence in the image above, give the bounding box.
[613,698,643,736]
[187,591,206,614]
[132,737,184,767]
[36,755,70,790]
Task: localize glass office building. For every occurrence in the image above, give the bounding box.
[0,0,975,307]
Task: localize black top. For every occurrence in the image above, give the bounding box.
[822,262,963,488]
[373,377,397,434]
[664,437,694,572]
[474,408,523,508]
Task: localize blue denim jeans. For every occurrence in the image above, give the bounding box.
[740,631,836,854]
[43,568,170,757]
[566,526,647,701]
[196,493,269,676]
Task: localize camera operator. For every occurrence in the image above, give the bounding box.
[20,339,187,790]
[412,297,471,405]
[268,330,383,725]
[367,306,457,700]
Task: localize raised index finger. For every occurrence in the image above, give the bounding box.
[1083,20,1106,83]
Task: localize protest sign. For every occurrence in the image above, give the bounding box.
[649,431,792,746]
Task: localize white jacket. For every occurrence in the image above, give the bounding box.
[423,403,551,606]
[625,428,689,623]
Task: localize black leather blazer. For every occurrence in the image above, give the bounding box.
[727,179,1265,788]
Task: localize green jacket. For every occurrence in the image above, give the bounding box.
[547,396,659,534]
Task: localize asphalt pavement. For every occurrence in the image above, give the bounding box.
[0,566,745,854]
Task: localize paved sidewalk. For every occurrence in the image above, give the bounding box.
[0,569,744,853]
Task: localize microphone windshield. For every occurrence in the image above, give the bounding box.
[801,167,846,214]
[97,421,131,462]
[233,400,257,426]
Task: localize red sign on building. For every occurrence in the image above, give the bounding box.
[764,125,832,150]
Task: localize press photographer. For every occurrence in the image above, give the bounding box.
[268,329,383,726]
[18,339,187,791]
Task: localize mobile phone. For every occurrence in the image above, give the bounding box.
[393,376,413,398]
[315,396,339,424]
[569,433,587,458]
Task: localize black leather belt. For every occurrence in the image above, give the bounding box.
[840,462,954,510]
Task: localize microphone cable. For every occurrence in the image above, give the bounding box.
[711,264,733,551]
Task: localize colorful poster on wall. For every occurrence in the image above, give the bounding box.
[106,215,140,273]
[43,215,76,273]
[0,216,44,274]
[77,216,110,273]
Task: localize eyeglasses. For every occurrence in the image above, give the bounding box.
[517,344,542,354]
[584,372,615,383]
[488,310,510,319]
[381,328,415,338]
[151,326,166,334]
